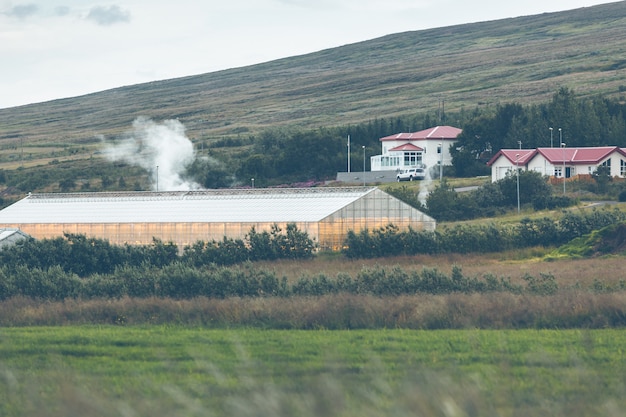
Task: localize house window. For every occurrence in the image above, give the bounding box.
[554,167,562,177]
[381,156,400,168]
[602,159,611,168]
[621,160,626,177]
[403,152,422,167]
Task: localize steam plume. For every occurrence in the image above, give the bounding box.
[102,117,201,191]
[418,166,432,207]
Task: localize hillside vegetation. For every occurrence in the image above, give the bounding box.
[2,3,626,201]
[1,2,626,148]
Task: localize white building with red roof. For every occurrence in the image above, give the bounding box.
[487,146,626,182]
[371,126,462,173]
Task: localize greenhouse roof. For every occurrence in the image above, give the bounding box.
[0,187,379,224]
[0,228,28,241]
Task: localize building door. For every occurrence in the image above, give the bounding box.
[565,167,571,178]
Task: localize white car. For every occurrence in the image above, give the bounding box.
[396,167,425,181]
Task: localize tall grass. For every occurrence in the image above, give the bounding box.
[1,291,625,328]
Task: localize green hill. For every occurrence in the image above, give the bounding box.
[2,2,626,145]
[1,1,626,194]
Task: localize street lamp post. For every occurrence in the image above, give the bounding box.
[251,178,254,188]
[362,145,366,187]
[561,142,566,195]
[549,127,553,148]
[516,153,520,213]
[347,135,351,173]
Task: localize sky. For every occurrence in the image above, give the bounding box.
[0,0,616,109]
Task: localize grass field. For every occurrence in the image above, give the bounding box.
[1,326,625,417]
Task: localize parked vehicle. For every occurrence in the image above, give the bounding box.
[396,167,425,181]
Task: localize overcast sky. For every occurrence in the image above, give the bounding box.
[0,0,615,109]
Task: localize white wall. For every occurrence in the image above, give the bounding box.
[490,156,526,182]
[495,151,626,182]
[371,139,456,171]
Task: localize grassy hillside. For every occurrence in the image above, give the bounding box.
[1,2,626,187]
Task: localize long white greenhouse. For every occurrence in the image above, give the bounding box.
[0,187,436,251]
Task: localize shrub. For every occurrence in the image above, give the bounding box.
[342,207,626,258]
[522,273,558,296]
[156,263,207,299]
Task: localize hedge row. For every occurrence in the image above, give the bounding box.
[0,263,599,301]
[0,224,315,277]
[343,207,626,258]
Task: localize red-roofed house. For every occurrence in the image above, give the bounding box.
[487,146,626,182]
[371,126,462,172]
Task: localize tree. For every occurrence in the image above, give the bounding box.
[591,165,612,194]
[424,179,475,221]
[238,154,275,184]
[385,185,424,210]
[101,175,113,189]
[186,157,233,189]
[497,170,552,209]
[450,146,490,177]
[59,178,75,192]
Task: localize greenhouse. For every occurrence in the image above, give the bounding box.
[0,187,436,251]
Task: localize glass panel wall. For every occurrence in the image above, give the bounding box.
[0,190,435,252]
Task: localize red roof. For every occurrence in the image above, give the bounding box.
[389,143,423,152]
[380,126,462,142]
[536,147,626,164]
[486,149,535,166]
[487,146,626,166]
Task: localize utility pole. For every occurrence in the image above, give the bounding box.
[362,146,366,186]
[559,128,565,195]
[516,153,520,213]
[347,135,351,173]
[549,127,553,148]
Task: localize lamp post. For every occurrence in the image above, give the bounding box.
[362,145,366,187]
[516,153,520,213]
[156,165,159,192]
[347,135,351,173]
[561,142,566,195]
[549,127,553,148]
[558,128,562,147]
[251,178,254,188]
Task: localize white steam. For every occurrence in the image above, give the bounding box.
[418,166,432,207]
[102,117,201,191]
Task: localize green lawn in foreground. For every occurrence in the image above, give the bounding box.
[1,327,625,417]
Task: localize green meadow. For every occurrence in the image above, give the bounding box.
[1,326,625,417]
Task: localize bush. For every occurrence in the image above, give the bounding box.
[522,273,558,296]
[0,225,316,276]
[419,171,572,221]
[342,208,626,258]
